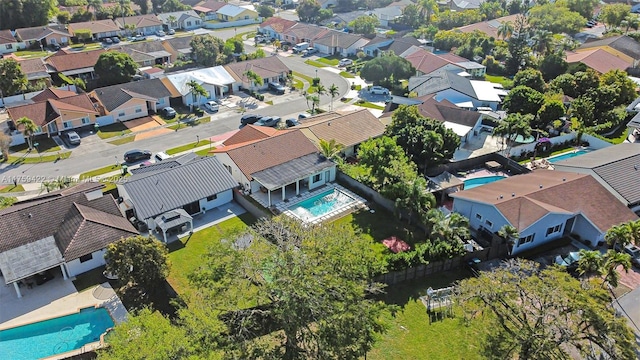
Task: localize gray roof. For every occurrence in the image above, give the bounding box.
[122,156,238,220]
[165,35,194,52]
[552,143,640,206]
[456,61,485,69]
[427,171,463,192]
[93,78,172,111]
[580,35,640,60]
[130,153,197,175]
[382,37,422,56]
[314,31,366,48]
[252,153,335,190]
[14,25,70,41]
[154,208,192,231]
[408,69,476,98]
[0,236,64,284]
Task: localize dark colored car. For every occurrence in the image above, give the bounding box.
[286,118,300,127]
[124,149,152,163]
[161,107,177,119]
[240,113,263,125]
[280,41,292,47]
[112,36,121,43]
[62,130,81,145]
[49,43,61,51]
[268,82,286,95]
[255,116,281,127]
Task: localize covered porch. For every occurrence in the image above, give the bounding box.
[154,209,194,243]
[427,171,464,204]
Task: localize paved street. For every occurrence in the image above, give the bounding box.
[0,55,352,181]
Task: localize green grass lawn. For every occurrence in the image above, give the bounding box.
[369,271,486,360]
[7,152,71,164]
[355,101,385,110]
[108,136,136,145]
[484,74,513,89]
[167,116,211,131]
[293,71,314,83]
[80,164,122,180]
[166,139,213,155]
[11,137,60,153]
[339,71,355,78]
[195,148,214,156]
[0,185,25,193]
[292,79,304,90]
[304,59,327,68]
[602,125,628,144]
[316,57,339,66]
[15,50,48,58]
[97,123,132,139]
[167,214,256,300]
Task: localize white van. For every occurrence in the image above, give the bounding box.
[154,151,172,162]
[293,42,309,53]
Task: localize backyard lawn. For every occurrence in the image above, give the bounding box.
[484,74,513,89]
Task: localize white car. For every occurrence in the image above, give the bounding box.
[338,58,353,67]
[156,30,166,37]
[370,86,390,95]
[203,101,220,112]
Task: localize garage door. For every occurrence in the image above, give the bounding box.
[96,115,114,126]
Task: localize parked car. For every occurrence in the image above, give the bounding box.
[370,86,390,95]
[614,243,640,267]
[49,43,61,51]
[161,107,177,119]
[124,149,152,163]
[241,113,263,125]
[302,47,318,56]
[298,113,311,120]
[156,30,166,37]
[204,101,220,112]
[268,82,286,95]
[112,36,120,43]
[167,29,175,35]
[62,130,81,145]
[338,58,353,67]
[286,118,300,127]
[102,37,113,44]
[280,41,292,47]
[132,35,146,42]
[255,116,281,127]
[154,151,171,162]
[555,251,581,273]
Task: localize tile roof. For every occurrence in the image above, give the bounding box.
[46,49,106,72]
[224,56,291,82]
[416,95,482,127]
[451,170,638,232]
[565,48,631,73]
[193,0,227,12]
[437,52,470,63]
[121,156,238,220]
[298,109,385,147]
[0,183,137,261]
[217,130,319,180]
[14,25,70,42]
[405,48,458,75]
[92,78,172,111]
[31,87,77,102]
[552,143,640,206]
[68,20,121,35]
[383,37,423,56]
[408,69,476,98]
[457,14,520,38]
[0,30,16,45]
[18,58,49,79]
[164,35,194,52]
[223,125,281,146]
[283,23,331,42]
[115,14,162,29]
[314,31,366,48]
[259,17,297,33]
[7,94,97,127]
[580,35,640,60]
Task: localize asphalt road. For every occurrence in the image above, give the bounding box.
[0,55,350,182]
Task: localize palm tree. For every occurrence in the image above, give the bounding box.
[497,21,514,40]
[531,29,553,56]
[87,0,103,15]
[187,80,208,109]
[602,250,632,288]
[417,0,438,24]
[401,177,435,226]
[167,15,177,31]
[605,224,632,251]
[16,117,38,150]
[318,138,344,160]
[243,70,263,92]
[498,224,519,254]
[492,113,533,156]
[307,94,320,114]
[328,84,339,111]
[576,250,603,278]
[430,211,471,245]
[621,15,639,34]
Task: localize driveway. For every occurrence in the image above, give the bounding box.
[613,285,640,344]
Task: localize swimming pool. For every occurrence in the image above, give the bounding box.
[547,149,592,163]
[463,175,506,190]
[288,188,357,223]
[0,307,114,360]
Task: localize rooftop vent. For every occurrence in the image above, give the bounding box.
[499,194,503,199]
[511,193,515,197]
[28,213,32,218]
[539,184,543,189]
[635,165,638,171]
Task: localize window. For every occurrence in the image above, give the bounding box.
[118,111,125,116]
[475,213,482,220]
[6,44,12,50]
[79,253,93,263]
[196,20,201,25]
[135,107,142,113]
[546,224,562,236]
[224,164,232,174]
[485,220,493,228]
[313,174,321,182]
[81,117,90,124]
[206,194,217,201]
[518,234,535,246]
[157,98,164,104]
[63,121,73,129]
[187,21,192,26]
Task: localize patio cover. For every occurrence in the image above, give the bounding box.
[155,209,193,232]
[252,153,334,190]
[443,121,472,137]
[61,67,94,76]
[427,171,464,192]
[0,236,64,284]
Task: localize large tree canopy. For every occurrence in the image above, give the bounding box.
[513,68,546,93]
[527,4,586,34]
[502,85,545,115]
[456,260,636,359]
[190,34,226,67]
[0,0,57,30]
[360,54,414,86]
[349,15,380,35]
[94,52,138,87]
[0,59,28,97]
[386,105,460,170]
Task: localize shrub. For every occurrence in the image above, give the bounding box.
[312,77,320,86]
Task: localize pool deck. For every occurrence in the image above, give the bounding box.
[277,184,367,225]
[456,168,510,181]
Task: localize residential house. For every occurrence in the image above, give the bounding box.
[413,94,484,143]
[281,23,331,46]
[224,56,291,92]
[0,182,138,298]
[14,25,71,50]
[408,69,507,110]
[45,49,106,81]
[90,78,172,125]
[258,17,297,41]
[214,129,336,207]
[552,143,640,214]
[405,48,486,78]
[193,0,229,21]
[67,20,122,41]
[297,109,386,157]
[321,10,368,28]
[216,4,259,22]
[565,48,632,74]
[115,15,164,36]
[317,0,338,9]
[450,0,483,11]
[162,66,235,107]
[163,35,194,61]
[361,36,394,57]
[0,30,18,54]
[451,170,638,254]
[117,156,237,241]
[18,58,52,86]
[372,3,407,28]
[579,35,640,65]
[116,41,173,66]
[313,31,369,57]
[140,66,165,79]
[157,10,203,30]
[30,87,77,102]
[7,91,98,136]
[457,14,521,39]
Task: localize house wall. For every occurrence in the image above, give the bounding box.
[45,34,70,45]
[94,30,121,40]
[452,199,508,234]
[344,38,369,56]
[56,110,96,133]
[215,152,249,189]
[111,98,149,122]
[181,17,203,30]
[362,39,393,57]
[96,115,115,126]
[65,249,107,277]
[181,83,218,106]
[572,214,605,246]
[198,188,233,212]
[307,165,336,190]
[155,96,170,110]
[219,9,258,22]
[512,212,574,254]
[0,42,18,54]
[137,25,164,36]
[203,17,261,29]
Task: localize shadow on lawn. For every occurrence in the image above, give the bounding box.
[349,204,424,246]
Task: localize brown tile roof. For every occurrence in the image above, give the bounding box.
[50,95,98,113]
[579,35,640,60]
[193,0,227,12]
[223,125,280,146]
[224,56,291,82]
[0,183,137,260]
[68,20,121,35]
[416,95,482,127]
[405,48,456,75]
[14,25,70,42]
[218,130,319,180]
[451,170,638,232]
[7,94,96,127]
[46,49,106,72]
[565,48,632,74]
[437,52,470,63]
[0,30,16,45]
[115,14,162,29]
[283,23,331,42]
[259,17,297,33]
[298,109,385,147]
[18,58,50,80]
[457,14,520,38]
[31,87,77,102]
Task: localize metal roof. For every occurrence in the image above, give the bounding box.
[122,156,237,220]
[154,209,192,231]
[252,153,335,190]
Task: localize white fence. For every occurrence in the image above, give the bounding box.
[508,132,612,157]
[0,85,77,108]
[203,17,262,30]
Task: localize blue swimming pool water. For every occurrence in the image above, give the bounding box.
[288,189,356,222]
[0,307,114,360]
[547,149,591,163]
[463,175,506,190]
